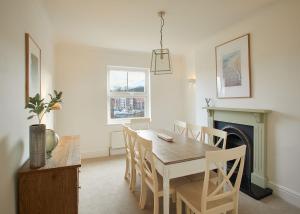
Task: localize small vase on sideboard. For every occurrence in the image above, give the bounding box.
[46,129,59,159]
[29,124,46,168]
[25,90,63,169]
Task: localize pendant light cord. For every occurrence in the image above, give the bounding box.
[160,13,165,50]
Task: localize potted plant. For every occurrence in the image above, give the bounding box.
[25,90,62,168]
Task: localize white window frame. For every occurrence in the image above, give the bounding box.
[107,65,151,125]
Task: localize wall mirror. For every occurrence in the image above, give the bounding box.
[25,33,41,104]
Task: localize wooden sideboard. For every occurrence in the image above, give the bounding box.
[18,136,81,214]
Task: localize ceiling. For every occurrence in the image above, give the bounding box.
[42,0,278,54]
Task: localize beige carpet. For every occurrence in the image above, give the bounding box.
[79,155,300,214]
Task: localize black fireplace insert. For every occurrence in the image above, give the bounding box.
[214,120,272,199]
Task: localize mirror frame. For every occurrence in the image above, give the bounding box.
[25,33,41,104]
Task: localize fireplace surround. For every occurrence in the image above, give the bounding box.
[204,107,272,199]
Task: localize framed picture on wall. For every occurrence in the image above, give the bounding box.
[25,33,41,104]
[215,34,251,98]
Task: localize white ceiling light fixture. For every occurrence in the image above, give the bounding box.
[150,11,172,75]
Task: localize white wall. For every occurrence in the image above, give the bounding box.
[184,0,300,206]
[0,0,54,213]
[54,43,186,158]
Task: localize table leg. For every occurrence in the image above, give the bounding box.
[163,168,170,214]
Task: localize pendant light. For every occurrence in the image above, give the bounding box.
[150,11,172,75]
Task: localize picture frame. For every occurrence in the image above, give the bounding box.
[215,34,251,98]
[25,33,41,104]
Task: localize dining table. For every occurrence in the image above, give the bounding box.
[137,129,219,214]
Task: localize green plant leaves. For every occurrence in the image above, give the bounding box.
[27,115,35,120]
[47,90,63,110]
[25,90,63,123]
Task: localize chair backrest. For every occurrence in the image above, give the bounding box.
[201,145,246,213]
[174,120,187,136]
[200,127,227,149]
[186,123,202,141]
[136,134,159,192]
[122,124,130,156]
[130,117,151,130]
[126,126,138,161]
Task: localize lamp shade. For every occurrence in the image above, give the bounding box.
[150,48,172,75]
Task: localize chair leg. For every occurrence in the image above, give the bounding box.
[232,207,238,214]
[130,167,136,192]
[232,197,238,214]
[176,194,182,214]
[139,180,148,209]
[124,157,129,180]
[226,209,237,214]
[185,206,191,214]
[153,193,159,214]
[171,193,176,203]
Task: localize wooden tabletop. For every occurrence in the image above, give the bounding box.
[19,136,81,174]
[137,129,219,165]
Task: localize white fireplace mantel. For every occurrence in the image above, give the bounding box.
[203,106,271,189]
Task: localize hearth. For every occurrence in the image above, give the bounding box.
[214,120,272,199]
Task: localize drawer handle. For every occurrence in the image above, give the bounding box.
[78,186,81,189]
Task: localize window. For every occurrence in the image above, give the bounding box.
[107,66,150,124]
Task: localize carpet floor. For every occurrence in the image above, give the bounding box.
[79,155,300,214]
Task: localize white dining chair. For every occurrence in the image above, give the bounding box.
[174,120,187,136]
[188,127,227,182]
[126,127,142,192]
[176,145,246,214]
[200,126,227,149]
[186,123,202,141]
[137,134,189,214]
[123,125,141,192]
[130,117,151,130]
[122,124,131,181]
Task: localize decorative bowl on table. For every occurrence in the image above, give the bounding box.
[157,132,173,142]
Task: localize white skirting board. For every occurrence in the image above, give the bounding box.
[268,181,300,208]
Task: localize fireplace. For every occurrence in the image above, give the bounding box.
[204,107,273,200]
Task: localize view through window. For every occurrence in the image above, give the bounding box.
[107,66,149,123]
